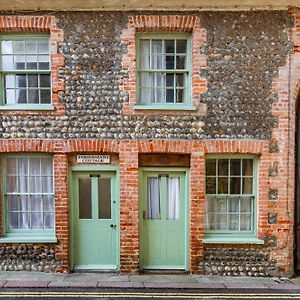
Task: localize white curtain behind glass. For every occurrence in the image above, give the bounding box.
[140,39,166,104]
[151,40,165,103]
[19,158,30,229]
[167,177,180,220]
[7,157,54,230]
[147,178,161,219]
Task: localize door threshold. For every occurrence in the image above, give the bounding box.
[73,270,119,273]
[73,264,118,273]
[141,270,189,275]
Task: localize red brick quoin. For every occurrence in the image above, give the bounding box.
[121,15,207,116]
[0,16,65,115]
[0,139,288,274]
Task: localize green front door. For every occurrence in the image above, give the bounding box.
[72,171,118,270]
[140,170,187,270]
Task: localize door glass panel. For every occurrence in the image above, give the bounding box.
[167,177,180,220]
[98,178,111,219]
[147,177,161,219]
[79,178,92,219]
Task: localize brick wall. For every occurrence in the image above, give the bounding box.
[0,139,291,274]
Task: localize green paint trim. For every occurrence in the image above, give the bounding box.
[133,104,196,111]
[136,33,192,106]
[185,169,190,271]
[1,154,55,239]
[205,154,258,159]
[204,155,259,238]
[1,70,50,74]
[73,264,118,270]
[140,167,189,173]
[71,165,119,172]
[142,265,186,270]
[202,237,264,244]
[0,236,57,243]
[136,33,191,39]
[69,169,120,271]
[139,167,189,271]
[0,34,49,40]
[69,168,74,270]
[0,34,51,106]
[0,104,54,110]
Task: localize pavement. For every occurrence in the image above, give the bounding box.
[0,271,298,290]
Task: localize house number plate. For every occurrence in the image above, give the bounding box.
[77,155,110,164]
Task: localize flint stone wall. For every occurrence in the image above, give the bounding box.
[0,11,293,140]
[200,247,277,277]
[0,245,62,272]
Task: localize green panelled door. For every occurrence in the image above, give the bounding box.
[140,171,187,270]
[73,171,118,270]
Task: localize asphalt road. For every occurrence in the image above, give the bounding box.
[1,288,300,300]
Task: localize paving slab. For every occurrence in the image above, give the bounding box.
[143,282,225,289]
[4,280,50,288]
[48,281,98,288]
[224,283,268,289]
[97,281,144,288]
[264,283,300,290]
[194,276,275,285]
[0,271,65,281]
[292,277,300,285]
[0,281,7,288]
[130,274,196,283]
[64,273,129,282]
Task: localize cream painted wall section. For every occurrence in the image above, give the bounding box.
[0,0,298,10]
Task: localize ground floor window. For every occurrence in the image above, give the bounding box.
[4,156,54,238]
[205,156,257,236]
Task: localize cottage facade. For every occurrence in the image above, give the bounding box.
[0,1,299,276]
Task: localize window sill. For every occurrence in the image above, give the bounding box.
[202,237,264,245]
[0,104,55,111]
[133,104,196,111]
[0,236,57,243]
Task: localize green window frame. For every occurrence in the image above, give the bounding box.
[204,155,258,239]
[0,34,51,108]
[136,33,192,108]
[1,155,55,241]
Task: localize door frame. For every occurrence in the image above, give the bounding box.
[139,167,190,271]
[69,165,120,271]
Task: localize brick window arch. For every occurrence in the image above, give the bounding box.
[121,15,207,115]
[0,15,65,115]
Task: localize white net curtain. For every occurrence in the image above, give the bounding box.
[6,157,54,230]
[147,177,180,220]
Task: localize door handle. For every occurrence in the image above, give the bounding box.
[143,211,147,220]
[110,224,116,228]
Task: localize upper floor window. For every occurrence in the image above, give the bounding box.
[137,34,191,107]
[0,35,51,106]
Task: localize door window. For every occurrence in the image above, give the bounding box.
[78,177,92,219]
[98,178,111,219]
[147,177,161,219]
[167,177,180,220]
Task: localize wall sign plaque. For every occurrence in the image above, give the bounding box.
[77,155,110,164]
